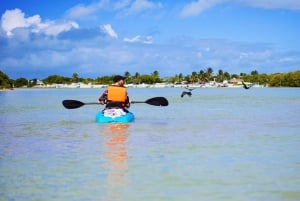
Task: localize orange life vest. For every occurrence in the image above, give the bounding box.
[107,85,127,103]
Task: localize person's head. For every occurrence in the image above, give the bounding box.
[113,75,126,86]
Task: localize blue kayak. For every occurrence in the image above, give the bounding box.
[95,109,134,123]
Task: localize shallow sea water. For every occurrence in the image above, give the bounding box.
[1,87,300,201]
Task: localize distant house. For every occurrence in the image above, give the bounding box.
[35,79,44,87]
[229,78,243,85]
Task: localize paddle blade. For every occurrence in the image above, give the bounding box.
[145,97,169,106]
[62,100,85,109]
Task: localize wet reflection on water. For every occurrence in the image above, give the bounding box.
[101,123,130,201]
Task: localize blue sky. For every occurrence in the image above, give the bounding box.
[1,0,300,79]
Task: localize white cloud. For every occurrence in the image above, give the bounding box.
[181,0,226,17]
[65,0,162,20]
[125,0,163,15]
[101,24,118,39]
[1,8,79,37]
[113,0,131,10]
[244,0,300,10]
[2,35,299,79]
[124,35,153,44]
[239,52,249,59]
[130,0,157,12]
[1,8,41,36]
[65,3,100,19]
[38,21,79,36]
[181,0,300,17]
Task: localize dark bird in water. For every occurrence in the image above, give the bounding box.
[181,91,192,98]
[242,81,253,89]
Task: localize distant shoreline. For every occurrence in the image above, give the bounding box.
[0,88,14,91]
[2,86,298,90]
[2,82,269,90]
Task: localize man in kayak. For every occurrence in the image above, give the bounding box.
[98,75,131,116]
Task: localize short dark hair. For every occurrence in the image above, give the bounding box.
[113,75,126,83]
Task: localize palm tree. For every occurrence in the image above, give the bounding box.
[223,72,231,81]
[198,70,205,83]
[124,71,131,78]
[251,70,258,76]
[251,70,259,83]
[178,73,184,83]
[124,71,131,83]
[216,69,224,82]
[134,72,140,84]
[72,73,79,83]
[190,71,198,83]
[205,67,213,81]
[152,70,159,77]
[152,70,161,83]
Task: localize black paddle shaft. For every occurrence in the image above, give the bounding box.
[62,97,169,109]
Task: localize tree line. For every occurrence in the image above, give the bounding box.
[1,68,300,89]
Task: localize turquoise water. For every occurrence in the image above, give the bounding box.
[1,88,300,201]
